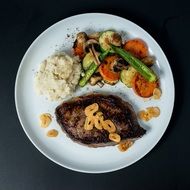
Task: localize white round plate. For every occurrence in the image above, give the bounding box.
[15,13,174,173]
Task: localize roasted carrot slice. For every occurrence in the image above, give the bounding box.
[73,32,87,59]
[99,55,120,84]
[123,39,148,59]
[132,73,158,97]
[74,44,85,59]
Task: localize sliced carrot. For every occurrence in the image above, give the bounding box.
[124,39,148,59]
[73,43,85,59]
[73,32,87,59]
[99,55,120,84]
[132,73,158,97]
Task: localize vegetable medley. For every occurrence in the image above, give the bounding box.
[73,30,160,98]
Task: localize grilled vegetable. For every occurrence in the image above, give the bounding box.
[113,58,128,71]
[112,46,157,82]
[120,66,137,87]
[79,63,98,87]
[85,39,100,52]
[141,56,155,67]
[99,50,109,60]
[132,73,158,97]
[88,32,101,40]
[99,31,122,52]
[89,76,102,86]
[123,39,148,59]
[79,48,108,87]
[86,39,99,47]
[73,32,88,59]
[82,52,96,70]
[99,55,120,84]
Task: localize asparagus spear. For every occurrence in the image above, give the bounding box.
[79,63,98,87]
[111,45,157,82]
[99,49,110,61]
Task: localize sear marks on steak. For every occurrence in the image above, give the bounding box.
[55,94,146,147]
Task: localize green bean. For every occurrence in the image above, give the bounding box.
[111,45,157,82]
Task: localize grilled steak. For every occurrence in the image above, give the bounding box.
[55,94,146,147]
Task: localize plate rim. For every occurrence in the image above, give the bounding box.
[15,12,175,173]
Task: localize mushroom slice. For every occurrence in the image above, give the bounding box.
[88,32,101,40]
[89,76,102,86]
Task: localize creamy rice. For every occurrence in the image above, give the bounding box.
[34,52,81,101]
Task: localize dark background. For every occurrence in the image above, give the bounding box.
[0,0,190,189]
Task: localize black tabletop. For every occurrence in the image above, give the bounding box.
[1,0,190,189]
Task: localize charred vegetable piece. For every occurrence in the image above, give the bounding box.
[141,56,155,67]
[82,52,96,70]
[89,76,102,86]
[132,72,158,97]
[73,32,88,59]
[120,66,137,88]
[99,55,120,84]
[99,50,109,60]
[79,62,98,87]
[99,31,122,52]
[112,46,157,82]
[79,51,108,87]
[88,32,101,40]
[123,39,148,59]
[85,39,100,52]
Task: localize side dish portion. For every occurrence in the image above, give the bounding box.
[72,30,160,99]
[55,94,146,147]
[34,52,81,101]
